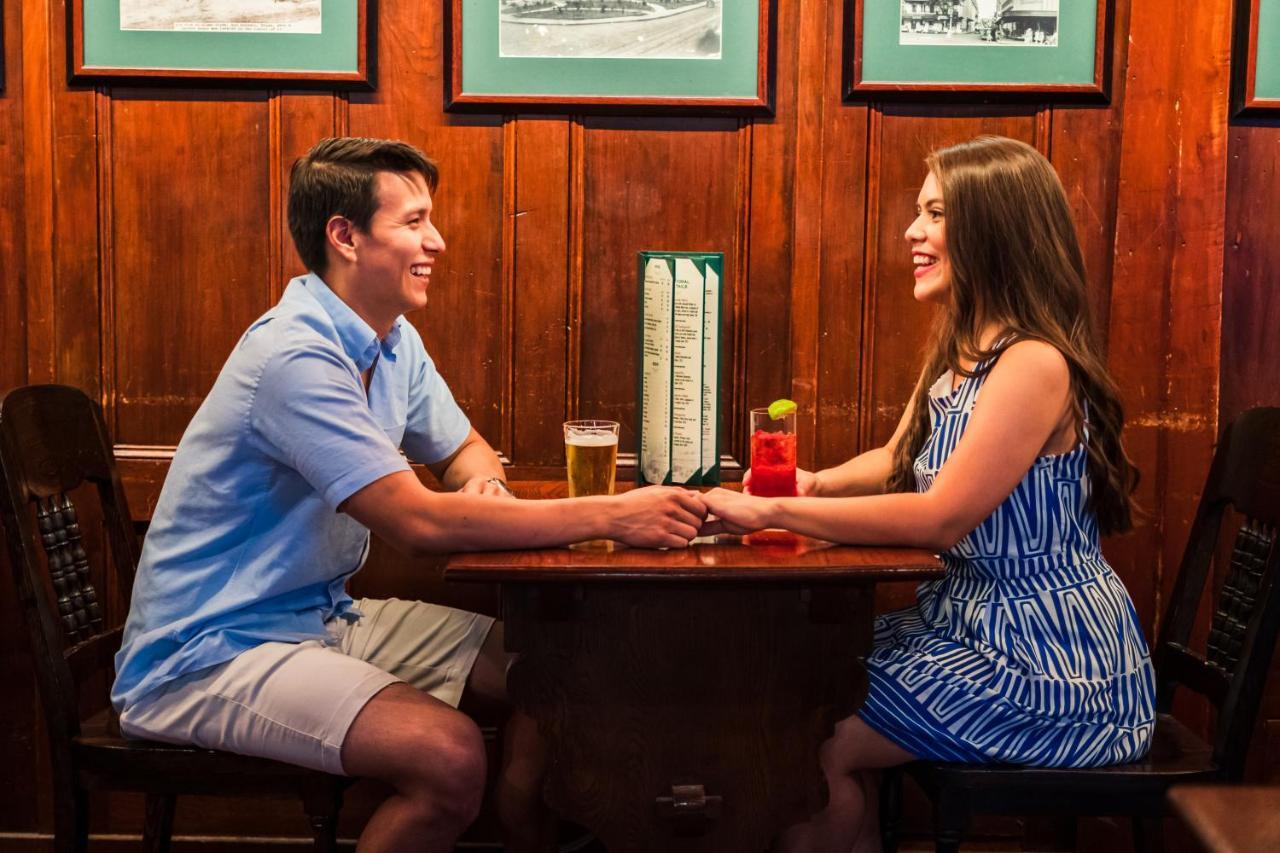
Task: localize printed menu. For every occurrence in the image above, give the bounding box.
[636,251,722,486]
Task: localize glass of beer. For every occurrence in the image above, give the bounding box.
[563,420,620,498]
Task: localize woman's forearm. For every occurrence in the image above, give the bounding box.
[813,447,895,497]
[768,490,960,552]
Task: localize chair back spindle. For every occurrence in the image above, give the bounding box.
[1206,519,1274,673]
[39,493,105,645]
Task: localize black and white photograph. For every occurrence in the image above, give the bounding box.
[120,0,323,33]
[900,0,1060,47]
[499,0,723,60]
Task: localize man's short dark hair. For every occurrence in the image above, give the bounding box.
[287,137,439,275]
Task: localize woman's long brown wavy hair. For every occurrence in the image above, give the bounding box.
[886,136,1138,534]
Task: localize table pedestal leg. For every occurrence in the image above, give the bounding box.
[503,583,872,853]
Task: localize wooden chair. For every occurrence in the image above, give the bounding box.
[0,385,351,853]
[880,407,1280,853]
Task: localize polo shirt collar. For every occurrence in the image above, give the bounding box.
[302,273,403,371]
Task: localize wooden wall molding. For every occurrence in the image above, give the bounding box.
[1033,106,1052,155]
[96,87,116,432]
[267,93,285,302]
[20,0,56,386]
[566,117,585,424]
[729,117,753,468]
[789,0,832,468]
[856,106,882,456]
[498,117,517,459]
[0,1,29,391]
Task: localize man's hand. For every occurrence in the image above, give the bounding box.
[459,475,516,498]
[698,488,775,537]
[604,487,706,549]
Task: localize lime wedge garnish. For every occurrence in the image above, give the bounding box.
[767,398,797,420]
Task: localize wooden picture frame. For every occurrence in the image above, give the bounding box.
[845,0,1112,101]
[69,0,373,88]
[1233,0,1280,115]
[446,0,775,115]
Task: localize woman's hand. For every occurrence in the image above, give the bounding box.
[742,467,820,496]
[698,488,776,536]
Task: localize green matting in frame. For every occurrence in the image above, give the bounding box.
[1256,0,1280,101]
[635,252,723,488]
[851,0,1107,96]
[75,1,365,83]
[449,0,770,112]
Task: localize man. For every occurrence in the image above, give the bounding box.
[111,137,706,852]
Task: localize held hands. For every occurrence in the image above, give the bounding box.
[698,488,775,537]
[699,467,819,537]
[609,487,707,549]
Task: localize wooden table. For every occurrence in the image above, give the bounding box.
[1170,785,1280,852]
[446,536,942,853]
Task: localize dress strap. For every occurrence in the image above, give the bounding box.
[974,332,1019,373]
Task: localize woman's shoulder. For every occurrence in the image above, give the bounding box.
[975,339,1071,409]
[991,338,1070,384]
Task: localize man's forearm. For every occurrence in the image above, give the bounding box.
[407,493,617,553]
[344,469,702,554]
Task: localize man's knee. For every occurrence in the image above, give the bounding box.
[418,713,487,823]
[383,709,487,827]
[344,687,488,825]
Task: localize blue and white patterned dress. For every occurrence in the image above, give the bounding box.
[858,360,1156,767]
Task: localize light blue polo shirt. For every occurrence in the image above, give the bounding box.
[111,273,471,713]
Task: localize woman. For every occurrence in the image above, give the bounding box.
[701,136,1156,852]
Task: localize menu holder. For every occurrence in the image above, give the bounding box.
[636,251,722,486]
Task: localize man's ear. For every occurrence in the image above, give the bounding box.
[325,215,359,265]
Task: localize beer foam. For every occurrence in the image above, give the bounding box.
[566,432,619,447]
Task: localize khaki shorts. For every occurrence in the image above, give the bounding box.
[119,598,495,775]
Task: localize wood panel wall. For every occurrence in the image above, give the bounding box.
[2,0,1275,845]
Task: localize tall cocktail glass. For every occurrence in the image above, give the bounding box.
[749,408,797,497]
[745,408,798,545]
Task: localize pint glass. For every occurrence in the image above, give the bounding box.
[563,420,620,498]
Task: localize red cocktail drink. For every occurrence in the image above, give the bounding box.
[750,429,797,497]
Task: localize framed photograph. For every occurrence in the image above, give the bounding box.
[846,1,1111,100]
[446,0,775,115]
[1233,0,1280,114]
[69,0,372,87]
